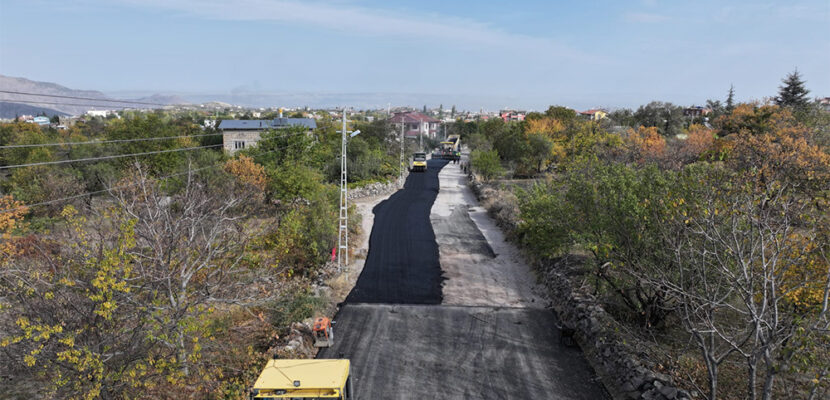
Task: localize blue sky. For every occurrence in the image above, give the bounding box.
[1,0,828,110]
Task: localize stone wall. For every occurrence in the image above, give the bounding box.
[347,176,404,200]
[469,173,691,400]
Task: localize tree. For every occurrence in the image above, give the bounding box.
[422,105,427,114]
[438,104,444,119]
[470,149,504,181]
[626,125,666,164]
[676,124,715,164]
[609,108,636,127]
[706,99,724,121]
[451,105,456,118]
[225,155,267,194]
[642,162,830,400]
[776,69,810,109]
[523,133,554,173]
[0,195,27,263]
[544,105,577,122]
[0,165,280,397]
[726,84,736,113]
[633,101,685,136]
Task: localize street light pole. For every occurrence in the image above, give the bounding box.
[338,110,349,269]
[337,108,360,269]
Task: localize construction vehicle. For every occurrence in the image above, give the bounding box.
[313,317,334,348]
[410,152,427,172]
[439,135,461,161]
[250,359,355,399]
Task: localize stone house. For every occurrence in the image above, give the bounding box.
[218,118,317,153]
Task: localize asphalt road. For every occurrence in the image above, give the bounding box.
[325,157,609,399]
[344,159,448,304]
[318,304,608,399]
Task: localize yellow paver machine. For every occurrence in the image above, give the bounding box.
[250,359,354,400]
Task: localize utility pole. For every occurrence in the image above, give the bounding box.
[337,109,349,269]
[399,119,405,188]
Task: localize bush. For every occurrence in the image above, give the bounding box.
[470,149,504,181]
[269,291,327,330]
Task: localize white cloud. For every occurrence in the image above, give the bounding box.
[623,12,670,23]
[115,0,592,60]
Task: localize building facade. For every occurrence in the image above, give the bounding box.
[579,109,607,120]
[219,118,317,153]
[389,111,440,138]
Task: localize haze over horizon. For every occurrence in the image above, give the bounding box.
[1,0,828,110]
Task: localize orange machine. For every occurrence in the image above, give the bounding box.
[313,317,334,348]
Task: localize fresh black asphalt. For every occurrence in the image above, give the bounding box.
[318,304,609,399]
[344,158,449,304]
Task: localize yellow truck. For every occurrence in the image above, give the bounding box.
[410,152,427,172]
[250,359,354,399]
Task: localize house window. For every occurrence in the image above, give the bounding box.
[233,140,246,150]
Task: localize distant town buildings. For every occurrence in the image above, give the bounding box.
[579,109,607,120]
[389,111,440,138]
[218,118,317,153]
[683,106,713,117]
[86,110,113,118]
[32,116,50,126]
[500,110,526,122]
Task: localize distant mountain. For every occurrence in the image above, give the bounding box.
[130,93,188,105]
[0,75,116,116]
[0,101,68,119]
[0,75,184,116]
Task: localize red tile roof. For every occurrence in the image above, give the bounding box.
[390,111,439,124]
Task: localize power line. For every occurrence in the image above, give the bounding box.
[0,137,310,214]
[0,131,308,170]
[0,133,223,149]
[0,90,168,106]
[0,99,155,109]
[0,144,224,170]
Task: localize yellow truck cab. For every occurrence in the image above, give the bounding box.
[250,359,354,400]
[411,152,427,172]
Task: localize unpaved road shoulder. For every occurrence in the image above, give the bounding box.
[432,160,547,308]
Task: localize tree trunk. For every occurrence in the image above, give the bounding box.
[178,329,189,377]
[708,367,718,400]
[747,356,757,400]
[761,368,776,400]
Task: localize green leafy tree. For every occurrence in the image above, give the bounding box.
[544,106,577,122]
[633,101,685,136]
[470,149,504,181]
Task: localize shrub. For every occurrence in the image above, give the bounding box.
[470,149,504,181]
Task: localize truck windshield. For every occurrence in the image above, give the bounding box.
[414,154,426,161]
